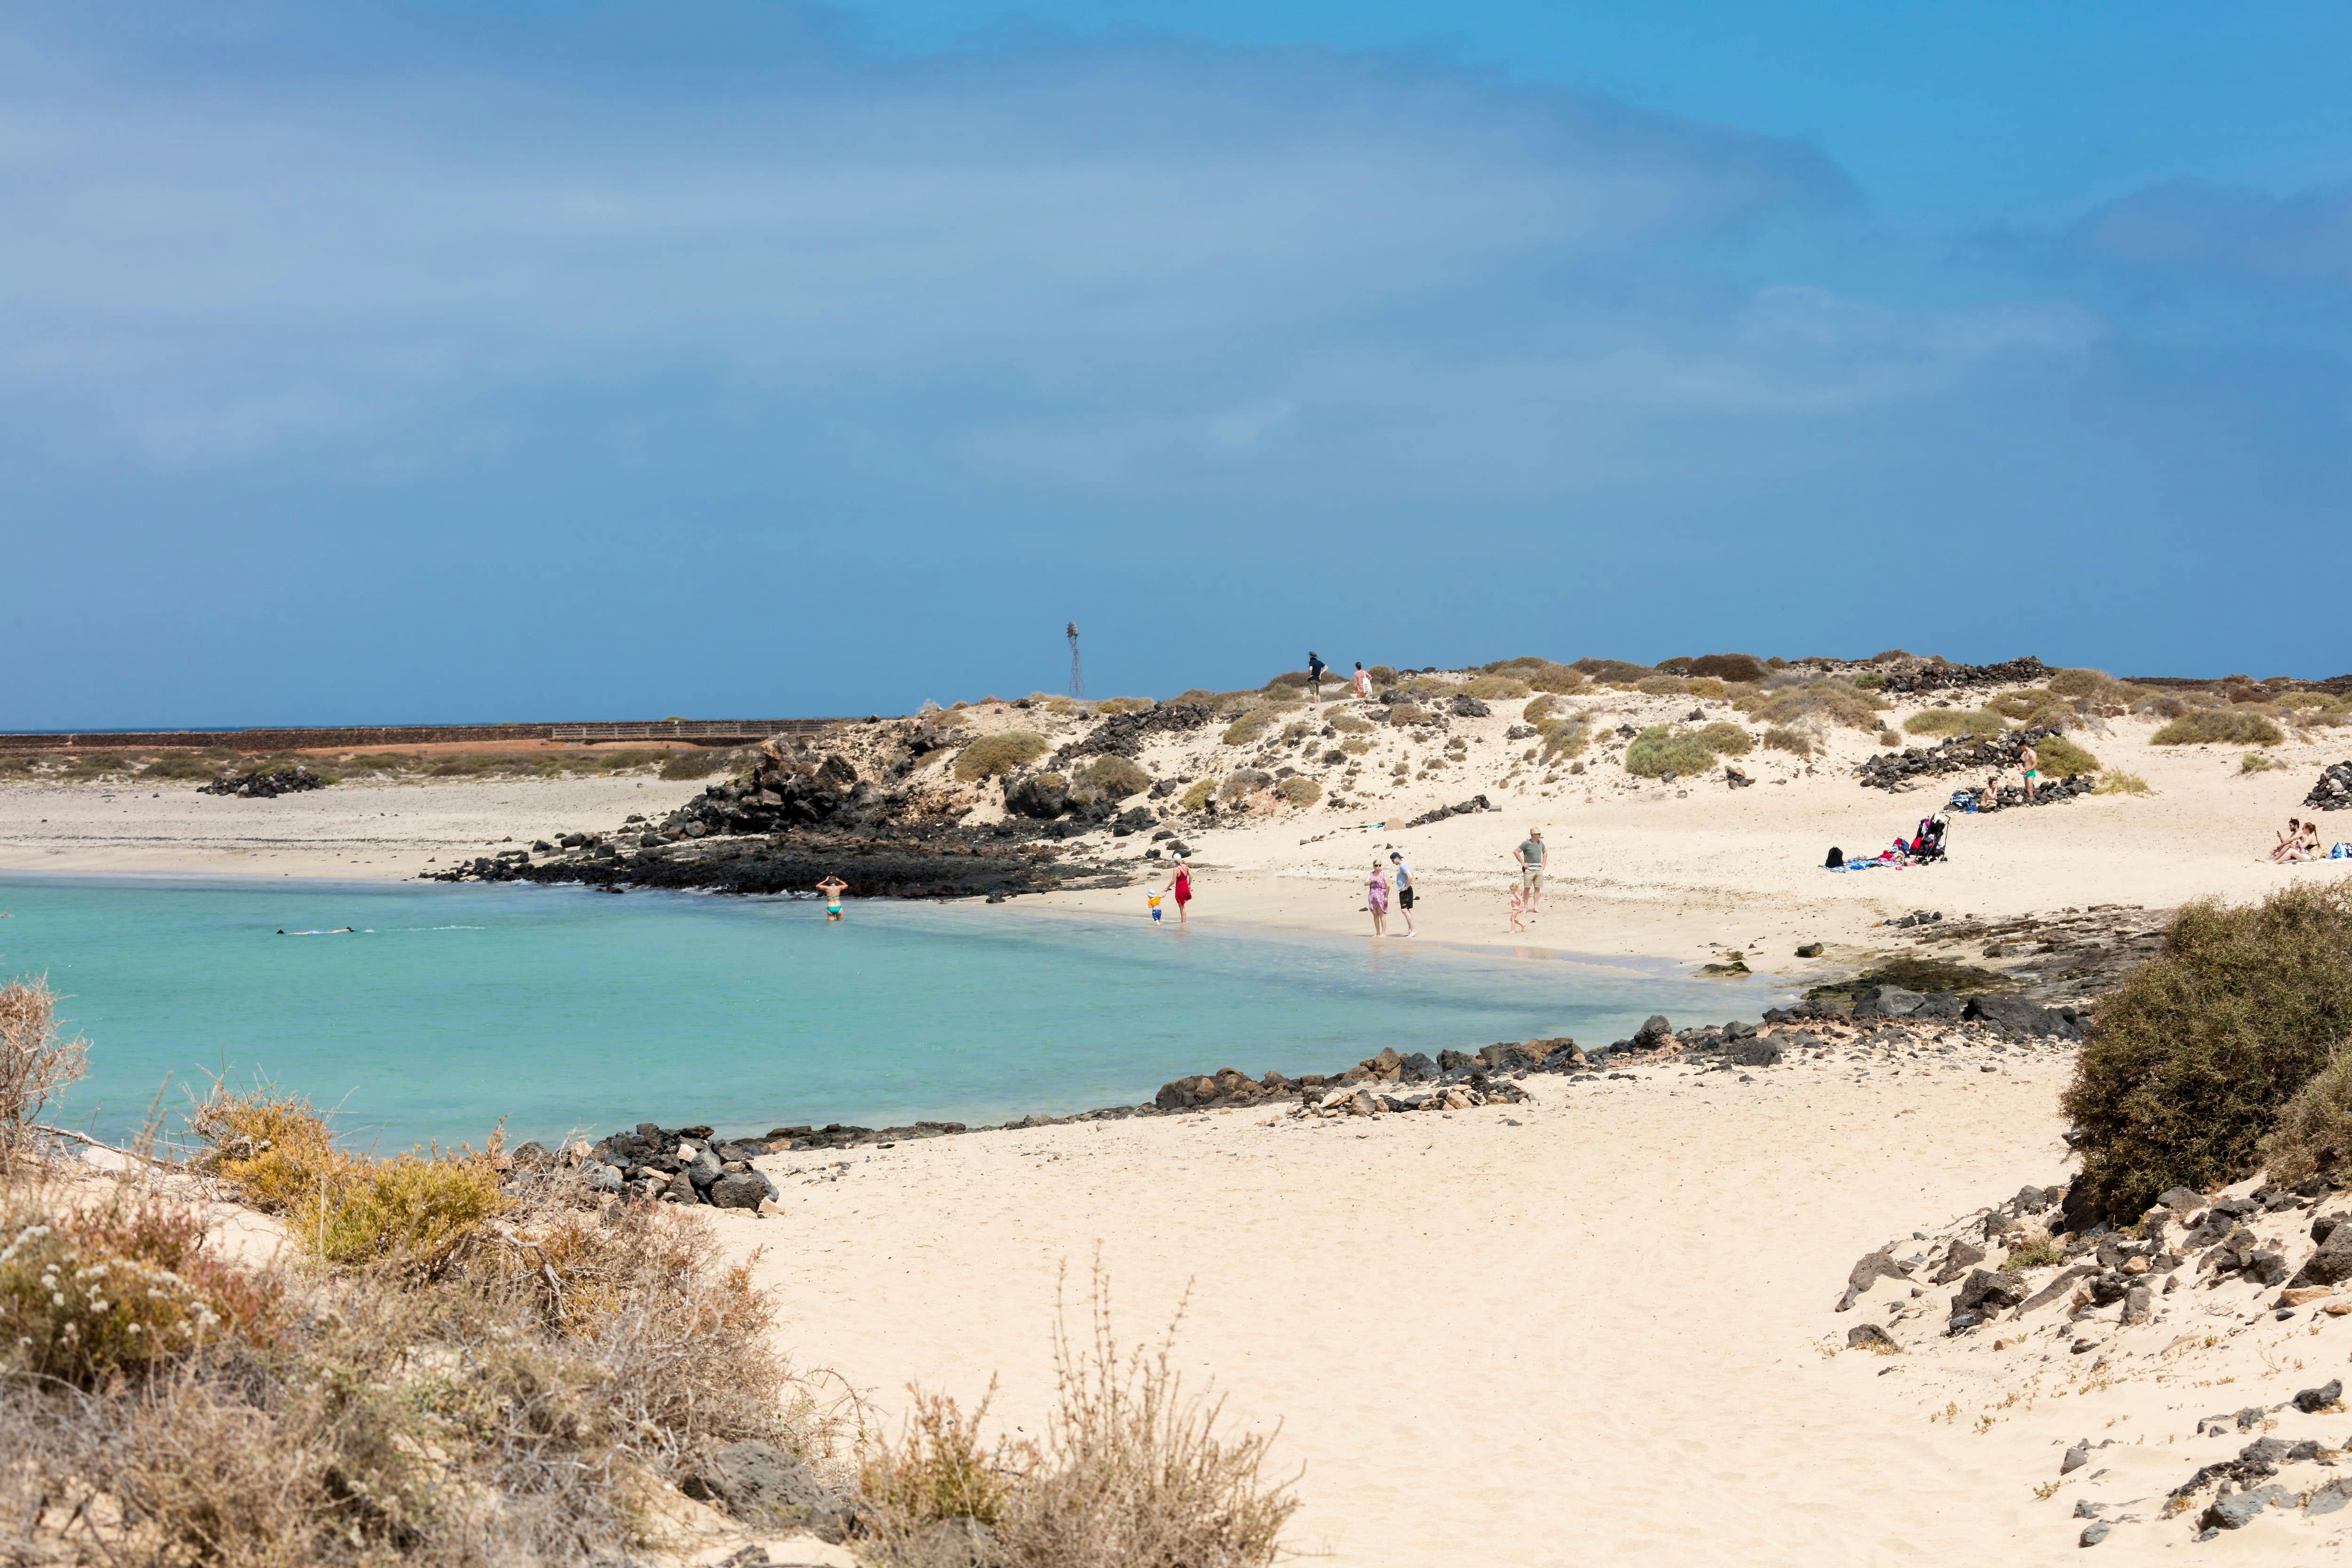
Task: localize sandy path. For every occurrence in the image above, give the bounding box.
[711,1056,2094,1564]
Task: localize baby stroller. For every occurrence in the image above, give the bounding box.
[1905,815,1950,863]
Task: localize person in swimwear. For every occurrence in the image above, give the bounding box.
[2018,741,2039,803]
[816,875,848,921]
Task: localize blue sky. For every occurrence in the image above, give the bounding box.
[6,1,2349,727]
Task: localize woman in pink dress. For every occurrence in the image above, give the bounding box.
[1367,858,1390,937]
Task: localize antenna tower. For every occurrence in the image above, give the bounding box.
[1066,621,1085,700]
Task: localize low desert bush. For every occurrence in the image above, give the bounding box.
[1904,708,2000,737]
[1220,708,1281,746]
[1687,653,1768,684]
[1523,663,1586,694]
[1634,674,1689,696]
[1876,729,1901,747]
[1326,712,1373,735]
[1076,756,1151,800]
[954,732,1050,781]
[2134,693,2189,719]
[1340,739,1369,757]
[1539,718,1589,762]
[1523,695,1559,724]
[1572,659,1652,684]
[1179,780,1216,813]
[2241,751,2279,774]
[1387,703,1433,726]
[1220,769,1272,803]
[658,749,731,780]
[0,979,88,1170]
[1092,697,1153,715]
[1760,726,1812,758]
[2096,770,2153,796]
[2046,668,2110,698]
[1850,669,1885,691]
[2003,1234,2065,1271]
[860,1269,1295,1568]
[2030,734,2100,777]
[1367,665,1398,685]
[1261,672,1311,693]
[1696,722,1752,757]
[1741,678,1883,732]
[1459,674,1530,700]
[1623,727,1718,779]
[138,752,224,780]
[2061,882,2352,1217]
[2260,1049,2352,1188]
[1275,776,1319,807]
[1987,689,2072,728]
[2151,709,2283,747]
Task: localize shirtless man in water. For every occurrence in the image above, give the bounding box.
[815,876,848,922]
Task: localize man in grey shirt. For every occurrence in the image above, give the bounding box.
[1515,828,1546,913]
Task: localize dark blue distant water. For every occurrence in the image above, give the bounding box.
[0,876,1761,1150]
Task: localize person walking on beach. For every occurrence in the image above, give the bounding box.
[816,875,848,922]
[2018,741,2039,804]
[1388,851,1417,937]
[1171,857,1193,926]
[1514,828,1546,913]
[1366,858,1391,937]
[1507,880,1526,933]
[1306,651,1328,700]
[1351,661,1371,699]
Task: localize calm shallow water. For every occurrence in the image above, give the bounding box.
[0,876,1766,1150]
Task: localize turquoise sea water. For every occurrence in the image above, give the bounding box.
[0,876,1765,1151]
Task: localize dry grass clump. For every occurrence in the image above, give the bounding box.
[2096,770,2153,796]
[2261,1048,2352,1188]
[1760,726,1812,758]
[2062,882,2352,1216]
[1324,712,1373,735]
[1179,781,1216,813]
[2030,734,2100,778]
[859,1270,1295,1568]
[1633,674,1689,696]
[1091,697,1153,715]
[1739,677,1883,732]
[1458,674,1530,700]
[1523,695,1559,724]
[1538,717,1589,762]
[1696,721,1752,757]
[2151,708,2284,747]
[1274,777,1319,807]
[954,732,1051,781]
[1572,659,1651,685]
[1075,756,1151,800]
[1686,653,1767,683]
[1623,727,1718,779]
[1903,708,2000,737]
[2241,751,2279,775]
[1386,703,1432,727]
[2004,1234,2065,1270]
[1986,689,2073,729]
[1219,708,1282,747]
[2133,692,2189,720]
[1219,770,1272,804]
[0,978,88,1172]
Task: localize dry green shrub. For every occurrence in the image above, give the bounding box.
[1325,711,1373,735]
[1687,653,1767,684]
[955,732,1051,781]
[1219,770,1272,804]
[2004,1235,2064,1270]
[1760,726,1812,758]
[1179,781,1216,813]
[1683,677,1729,700]
[1742,678,1883,732]
[1090,697,1153,715]
[2030,734,2100,778]
[1219,708,1280,747]
[1366,665,1398,685]
[659,749,729,780]
[1634,674,1689,696]
[1850,668,1885,692]
[1623,727,1717,778]
[2096,770,2153,796]
[2046,668,2109,697]
[2151,708,2284,747]
[1339,740,1369,757]
[1571,658,1651,684]
[189,1085,346,1210]
[1538,718,1589,762]
[1903,708,2000,737]
[2241,752,2279,775]
[1386,703,1432,726]
[1876,729,1901,747]
[2062,882,2352,1217]
[1696,721,1752,757]
[1076,756,1151,800]
[0,979,88,1170]
[1523,695,1559,724]
[1523,663,1586,694]
[1459,674,1529,700]
[2261,1049,2352,1188]
[860,1270,1295,1568]
[1274,777,1319,807]
[2134,692,2189,719]
[0,1184,286,1387]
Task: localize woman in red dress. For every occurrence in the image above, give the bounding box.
[1171,857,1193,926]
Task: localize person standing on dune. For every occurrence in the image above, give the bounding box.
[1351,662,1371,698]
[1306,651,1328,700]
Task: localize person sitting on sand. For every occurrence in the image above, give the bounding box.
[2271,818,2305,863]
[2288,821,2323,862]
[816,875,848,921]
[1507,880,1526,934]
[2018,742,2039,803]
[1982,775,2002,812]
[1366,858,1390,937]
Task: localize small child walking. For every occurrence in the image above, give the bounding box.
[1507,881,1526,933]
[1145,882,1165,923]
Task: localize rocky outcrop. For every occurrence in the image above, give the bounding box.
[2303,761,2352,814]
[198,765,325,798]
[1874,656,2050,695]
[1854,724,2090,797]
